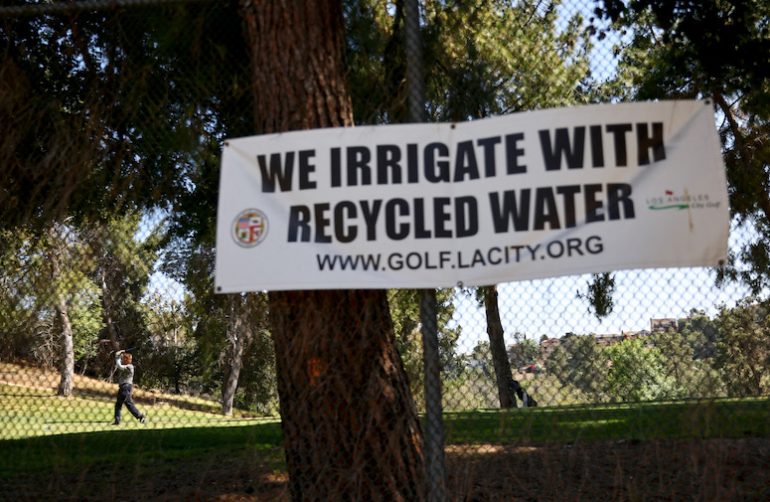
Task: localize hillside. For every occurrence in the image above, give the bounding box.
[0,361,274,440]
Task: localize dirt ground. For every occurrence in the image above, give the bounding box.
[441,439,770,501]
[9,437,769,501]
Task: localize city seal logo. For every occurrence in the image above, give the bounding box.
[232,209,268,248]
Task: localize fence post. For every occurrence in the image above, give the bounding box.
[405,0,447,499]
[419,289,447,501]
[405,0,426,124]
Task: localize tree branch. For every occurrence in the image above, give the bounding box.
[713,91,770,223]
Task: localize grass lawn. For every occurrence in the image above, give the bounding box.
[443,397,770,444]
[0,382,270,440]
[3,384,768,476]
[1,365,288,500]
[2,362,769,500]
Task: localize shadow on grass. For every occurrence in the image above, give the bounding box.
[5,434,770,501]
[0,422,285,480]
[3,393,769,500]
[3,431,288,501]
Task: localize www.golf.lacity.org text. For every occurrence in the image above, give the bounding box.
[316,235,603,272]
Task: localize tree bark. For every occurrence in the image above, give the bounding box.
[481,285,517,408]
[240,2,425,498]
[241,0,353,135]
[54,296,75,397]
[222,294,247,416]
[49,232,74,397]
[269,290,425,500]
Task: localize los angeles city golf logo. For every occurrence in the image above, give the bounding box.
[647,189,721,211]
[232,209,268,248]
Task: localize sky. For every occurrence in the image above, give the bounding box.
[450,222,756,353]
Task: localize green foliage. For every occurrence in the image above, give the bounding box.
[79,213,162,380]
[442,368,500,411]
[649,329,724,399]
[468,340,493,377]
[597,0,770,292]
[343,0,401,124]
[69,286,104,368]
[140,294,196,393]
[233,295,277,415]
[713,298,770,397]
[543,299,770,405]
[234,329,279,416]
[546,334,608,401]
[507,333,539,369]
[598,0,769,94]
[0,0,262,401]
[422,0,592,120]
[344,0,593,125]
[577,272,616,321]
[0,1,253,228]
[0,223,107,372]
[388,289,463,407]
[678,309,719,360]
[0,229,43,359]
[604,338,673,402]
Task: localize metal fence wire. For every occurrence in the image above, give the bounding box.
[2,0,769,500]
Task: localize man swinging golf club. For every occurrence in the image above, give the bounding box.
[113,349,147,426]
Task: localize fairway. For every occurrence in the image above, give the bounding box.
[0,383,274,440]
[3,391,770,501]
[4,373,769,444]
[443,398,770,444]
[3,360,770,500]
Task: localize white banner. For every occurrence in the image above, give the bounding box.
[215,100,728,292]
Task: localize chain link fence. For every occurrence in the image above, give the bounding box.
[2,0,769,500]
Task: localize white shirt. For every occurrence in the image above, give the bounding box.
[115,354,135,385]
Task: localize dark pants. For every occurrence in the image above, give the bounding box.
[114,383,143,423]
[509,379,538,407]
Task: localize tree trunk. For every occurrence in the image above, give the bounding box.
[49,235,74,397]
[270,290,425,500]
[222,294,247,416]
[240,2,425,498]
[241,0,353,135]
[481,285,517,408]
[54,297,75,397]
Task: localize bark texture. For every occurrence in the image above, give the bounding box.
[222,294,248,416]
[482,285,517,408]
[240,1,425,499]
[49,237,74,397]
[242,0,353,134]
[269,290,425,500]
[54,297,75,397]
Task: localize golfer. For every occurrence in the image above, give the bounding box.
[113,349,146,425]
